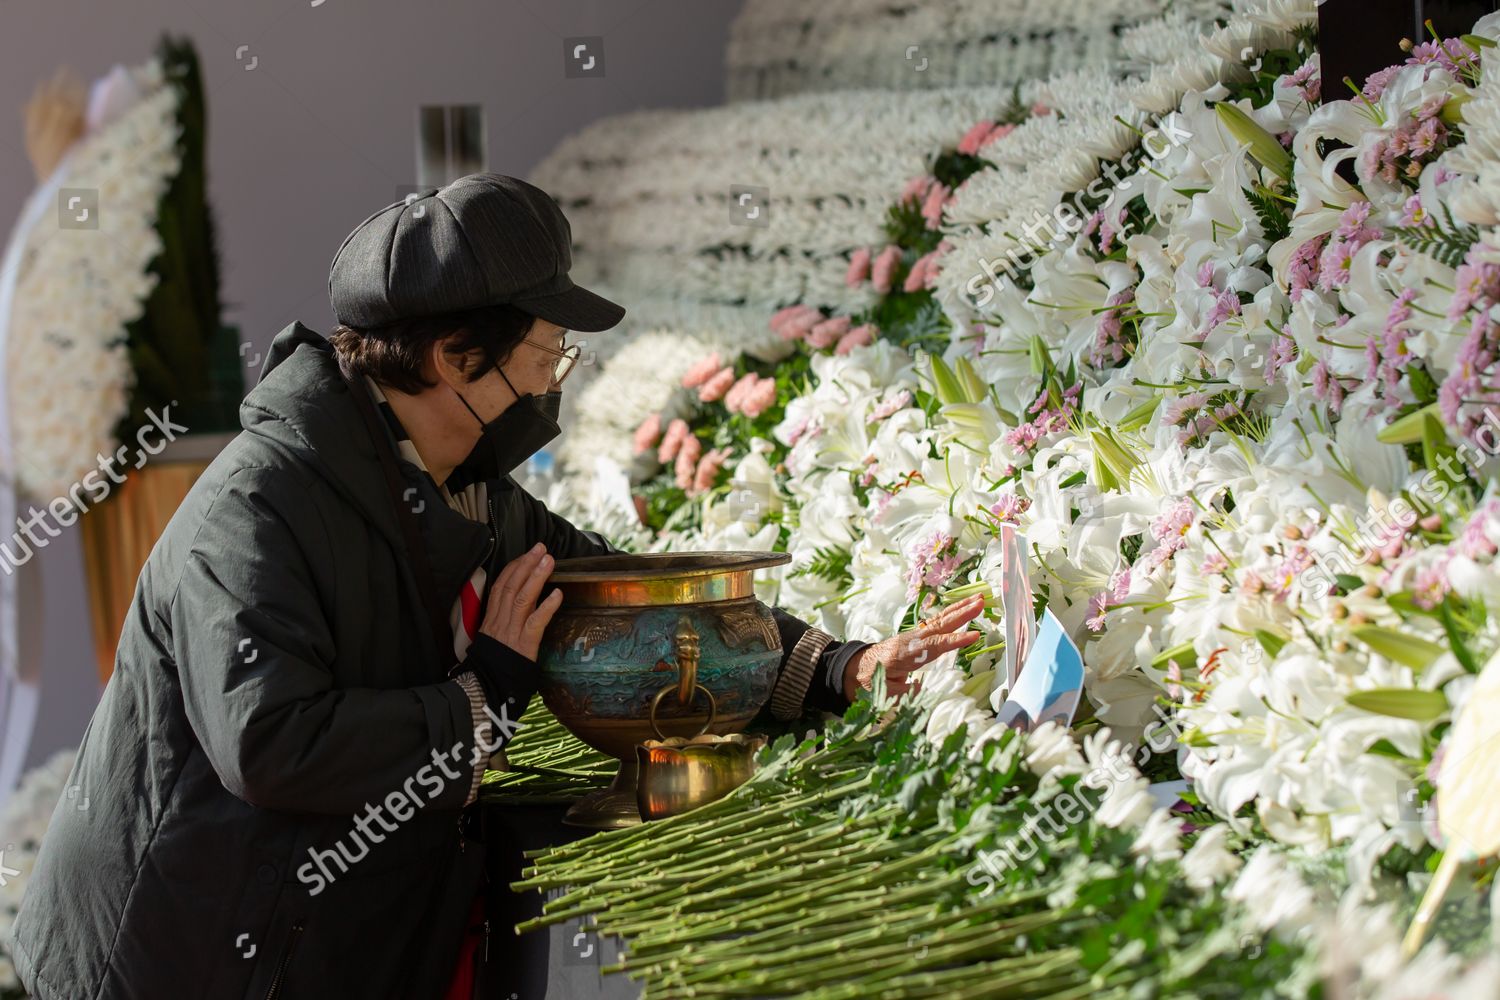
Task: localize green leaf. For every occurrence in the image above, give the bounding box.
[791,544,854,589]
[1351,625,1444,671]
[1440,94,1468,127]
[1117,396,1161,434]
[927,353,965,406]
[1377,403,1440,444]
[1029,335,1051,376]
[1244,185,1291,242]
[1254,629,1287,659]
[1438,600,1480,674]
[1090,427,1141,487]
[1365,738,1418,761]
[1216,102,1293,181]
[1421,411,1464,491]
[1151,642,1196,671]
[1346,688,1448,721]
[954,355,989,404]
[1390,202,1481,269]
[1093,449,1120,492]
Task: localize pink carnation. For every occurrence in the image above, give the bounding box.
[927,241,952,286]
[780,308,824,341]
[674,434,703,489]
[980,122,1016,148]
[905,245,949,293]
[835,324,876,355]
[739,377,779,418]
[698,366,737,402]
[692,447,732,495]
[807,315,853,350]
[900,175,934,204]
[770,304,812,331]
[957,119,995,155]
[657,418,690,464]
[871,245,903,294]
[845,247,872,287]
[770,304,820,339]
[920,181,951,230]
[723,373,760,413]
[681,353,722,389]
[632,413,663,454]
[903,254,931,293]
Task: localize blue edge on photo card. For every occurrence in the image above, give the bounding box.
[996,607,1083,732]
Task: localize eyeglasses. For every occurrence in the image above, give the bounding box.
[518,337,583,387]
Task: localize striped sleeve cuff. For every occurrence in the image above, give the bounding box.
[453,672,494,806]
[769,627,836,721]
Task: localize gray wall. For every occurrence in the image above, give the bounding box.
[0,0,743,770]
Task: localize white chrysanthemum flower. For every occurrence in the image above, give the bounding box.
[1130,808,1184,862]
[1096,775,1157,830]
[1022,721,1088,778]
[1226,846,1320,933]
[1181,825,1243,890]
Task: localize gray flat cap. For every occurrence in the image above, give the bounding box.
[328,172,625,332]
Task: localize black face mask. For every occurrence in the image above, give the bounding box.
[453,366,562,481]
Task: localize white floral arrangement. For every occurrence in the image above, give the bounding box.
[899,0,1500,883]
[529,85,1019,352]
[0,749,76,999]
[724,0,1235,102]
[6,58,181,502]
[560,328,726,478]
[554,0,1500,914]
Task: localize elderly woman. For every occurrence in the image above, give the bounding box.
[12,173,982,1000]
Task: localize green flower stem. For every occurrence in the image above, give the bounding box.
[592,803,870,878]
[645,943,1080,999]
[520,776,871,881]
[523,805,803,896]
[647,902,1057,987]
[787,947,1086,1000]
[621,875,1052,962]
[560,814,881,913]
[597,831,928,923]
[519,793,746,867]
[596,831,960,939]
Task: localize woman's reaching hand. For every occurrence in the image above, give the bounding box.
[843,594,986,701]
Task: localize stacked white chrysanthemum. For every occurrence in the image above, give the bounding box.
[533,85,1012,346]
[723,0,1235,102]
[6,58,181,503]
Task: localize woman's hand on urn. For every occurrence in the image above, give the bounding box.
[842,594,986,701]
[479,542,563,662]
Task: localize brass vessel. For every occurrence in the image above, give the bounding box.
[538,551,790,828]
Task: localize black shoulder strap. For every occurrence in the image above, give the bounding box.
[342,368,457,675]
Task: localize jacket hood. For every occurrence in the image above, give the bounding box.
[239,322,491,584]
[242,321,387,527]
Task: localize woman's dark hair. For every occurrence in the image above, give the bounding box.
[329,302,535,394]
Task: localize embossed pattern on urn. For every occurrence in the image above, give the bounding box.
[540,602,781,759]
[537,552,790,765]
